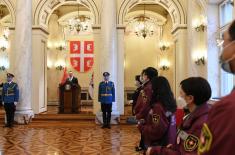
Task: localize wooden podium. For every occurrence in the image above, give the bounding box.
[59,81,81,113]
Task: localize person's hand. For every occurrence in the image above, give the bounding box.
[2,102,4,106]
[14,102,18,106]
[146,147,152,155]
[166,144,173,148]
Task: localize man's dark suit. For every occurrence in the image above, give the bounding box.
[66,77,79,85]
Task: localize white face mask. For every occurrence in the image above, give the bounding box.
[140,76,144,83]
[220,41,235,74]
[135,81,141,87]
[176,96,187,109]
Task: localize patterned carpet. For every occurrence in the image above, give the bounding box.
[0,123,142,155]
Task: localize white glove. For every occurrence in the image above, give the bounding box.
[14,102,17,106]
[2,102,4,105]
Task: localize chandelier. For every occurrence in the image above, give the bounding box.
[134,4,154,38]
[0,28,9,51]
[67,4,91,34]
[0,5,9,52]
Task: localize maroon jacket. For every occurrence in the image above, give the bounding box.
[135,81,152,120]
[138,103,177,147]
[150,103,210,155]
[199,90,235,155]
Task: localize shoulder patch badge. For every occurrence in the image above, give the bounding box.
[152,114,160,124]
[198,123,213,154]
[141,91,147,103]
[184,134,199,152]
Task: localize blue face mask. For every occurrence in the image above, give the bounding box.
[104,76,109,81]
[7,77,12,82]
[220,41,235,74]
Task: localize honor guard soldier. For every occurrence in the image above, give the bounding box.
[2,73,19,128]
[98,72,115,129]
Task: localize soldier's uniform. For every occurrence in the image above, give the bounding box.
[98,72,115,128]
[2,73,19,127]
[149,103,210,155]
[198,90,235,155]
[138,102,177,148]
[0,83,3,105]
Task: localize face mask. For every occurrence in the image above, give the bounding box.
[140,76,144,83]
[104,76,109,81]
[220,41,235,74]
[220,55,235,74]
[7,77,12,82]
[176,96,187,109]
[135,81,141,87]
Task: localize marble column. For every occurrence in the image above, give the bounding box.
[117,27,125,115]
[95,0,120,124]
[13,0,34,124]
[92,26,102,114]
[173,28,188,97]
[100,0,118,113]
[32,27,48,114]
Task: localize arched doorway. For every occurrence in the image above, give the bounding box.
[33,0,100,114]
[0,1,14,83]
[117,0,187,114]
[47,4,94,114]
[124,3,175,113]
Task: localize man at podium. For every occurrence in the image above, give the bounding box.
[66,71,79,85]
[98,72,115,129]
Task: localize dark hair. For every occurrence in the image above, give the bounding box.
[135,75,142,84]
[180,77,212,106]
[143,67,158,80]
[151,76,177,113]
[229,20,235,41]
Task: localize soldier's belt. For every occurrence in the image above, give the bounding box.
[6,93,15,96]
[101,94,112,96]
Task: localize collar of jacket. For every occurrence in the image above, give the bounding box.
[142,80,150,87]
[182,103,209,130]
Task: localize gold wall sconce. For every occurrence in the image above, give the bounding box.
[159,41,170,52]
[193,16,207,32]
[160,65,170,71]
[194,24,206,32]
[55,65,65,71]
[0,37,8,52]
[159,59,170,71]
[0,66,6,71]
[195,57,205,65]
[54,60,66,71]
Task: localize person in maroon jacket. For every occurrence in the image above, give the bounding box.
[135,67,158,119]
[138,76,177,149]
[131,75,143,115]
[198,20,235,155]
[147,77,212,155]
[135,67,158,152]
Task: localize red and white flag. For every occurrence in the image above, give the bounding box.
[88,72,94,99]
[60,67,68,84]
[70,41,94,72]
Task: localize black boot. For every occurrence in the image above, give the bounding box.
[107,112,111,129]
[102,112,107,128]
